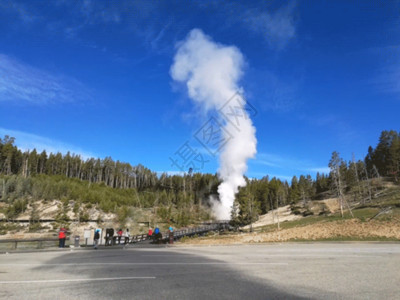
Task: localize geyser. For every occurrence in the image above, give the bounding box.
[170,29,257,219]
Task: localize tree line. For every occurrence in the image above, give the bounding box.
[0,130,398,225]
[365,130,400,181]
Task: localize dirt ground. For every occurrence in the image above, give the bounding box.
[0,200,125,240]
[242,199,341,231]
[180,219,400,245]
[242,205,303,230]
[321,198,340,213]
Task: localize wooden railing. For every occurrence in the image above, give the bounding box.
[0,237,60,250]
[0,222,230,250]
[104,223,225,245]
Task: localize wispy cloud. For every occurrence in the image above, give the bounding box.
[372,45,400,96]
[298,113,359,145]
[254,152,330,175]
[156,170,186,177]
[241,1,297,49]
[376,64,400,95]
[246,68,301,113]
[57,0,168,53]
[60,0,122,39]
[38,1,170,54]
[305,167,331,174]
[256,153,284,168]
[0,127,97,159]
[2,1,297,56]
[196,1,297,50]
[0,54,91,104]
[247,171,293,181]
[257,160,280,168]
[0,0,37,24]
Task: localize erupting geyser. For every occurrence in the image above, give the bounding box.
[170,29,257,219]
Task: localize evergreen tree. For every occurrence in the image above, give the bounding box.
[388,134,400,181]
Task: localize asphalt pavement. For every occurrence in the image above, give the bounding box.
[0,243,399,299]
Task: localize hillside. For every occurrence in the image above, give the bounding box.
[0,174,212,239]
[0,200,155,239]
[1,177,399,242]
[180,181,400,244]
[1,130,399,241]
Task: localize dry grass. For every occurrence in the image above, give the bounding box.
[180,218,400,245]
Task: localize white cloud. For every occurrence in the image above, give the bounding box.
[156,170,186,177]
[0,127,97,159]
[305,167,331,174]
[0,54,91,104]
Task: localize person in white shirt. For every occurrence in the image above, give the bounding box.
[124,228,130,244]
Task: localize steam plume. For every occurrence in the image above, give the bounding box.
[170,29,257,219]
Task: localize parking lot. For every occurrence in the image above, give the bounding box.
[0,243,399,299]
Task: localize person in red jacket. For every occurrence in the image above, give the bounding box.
[148,228,153,240]
[117,229,123,244]
[59,227,66,248]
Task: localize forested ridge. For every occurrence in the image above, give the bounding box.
[0,130,399,226]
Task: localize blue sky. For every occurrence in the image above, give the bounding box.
[0,0,399,181]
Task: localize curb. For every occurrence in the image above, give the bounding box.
[0,243,174,254]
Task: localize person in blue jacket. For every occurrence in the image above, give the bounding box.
[153,227,161,243]
[93,230,100,249]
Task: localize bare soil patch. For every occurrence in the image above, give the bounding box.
[181,219,400,245]
[243,205,303,230]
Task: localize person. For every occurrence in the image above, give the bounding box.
[148,228,153,240]
[117,228,123,244]
[168,225,174,244]
[125,228,130,244]
[105,228,114,246]
[58,227,66,248]
[93,229,100,249]
[153,227,161,243]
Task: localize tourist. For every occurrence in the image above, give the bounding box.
[94,229,100,249]
[125,228,130,244]
[117,228,123,244]
[58,227,66,248]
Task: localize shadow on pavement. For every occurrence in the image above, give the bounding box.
[28,246,311,300]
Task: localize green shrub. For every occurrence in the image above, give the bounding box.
[80,212,90,222]
[0,223,19,234]
[28,222,42,232]
[5,199,27,218]
[302,210,314,217]
[180,236,190,242]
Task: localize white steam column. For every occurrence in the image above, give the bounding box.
[170,29,257,220]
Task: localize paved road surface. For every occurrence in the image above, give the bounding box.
[0,243,399,299]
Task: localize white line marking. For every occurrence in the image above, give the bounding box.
[0,277,155,284]
[142,254,382,258]
[237,254,382,258]
[0,262,288,266]
[141,254,183,256]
